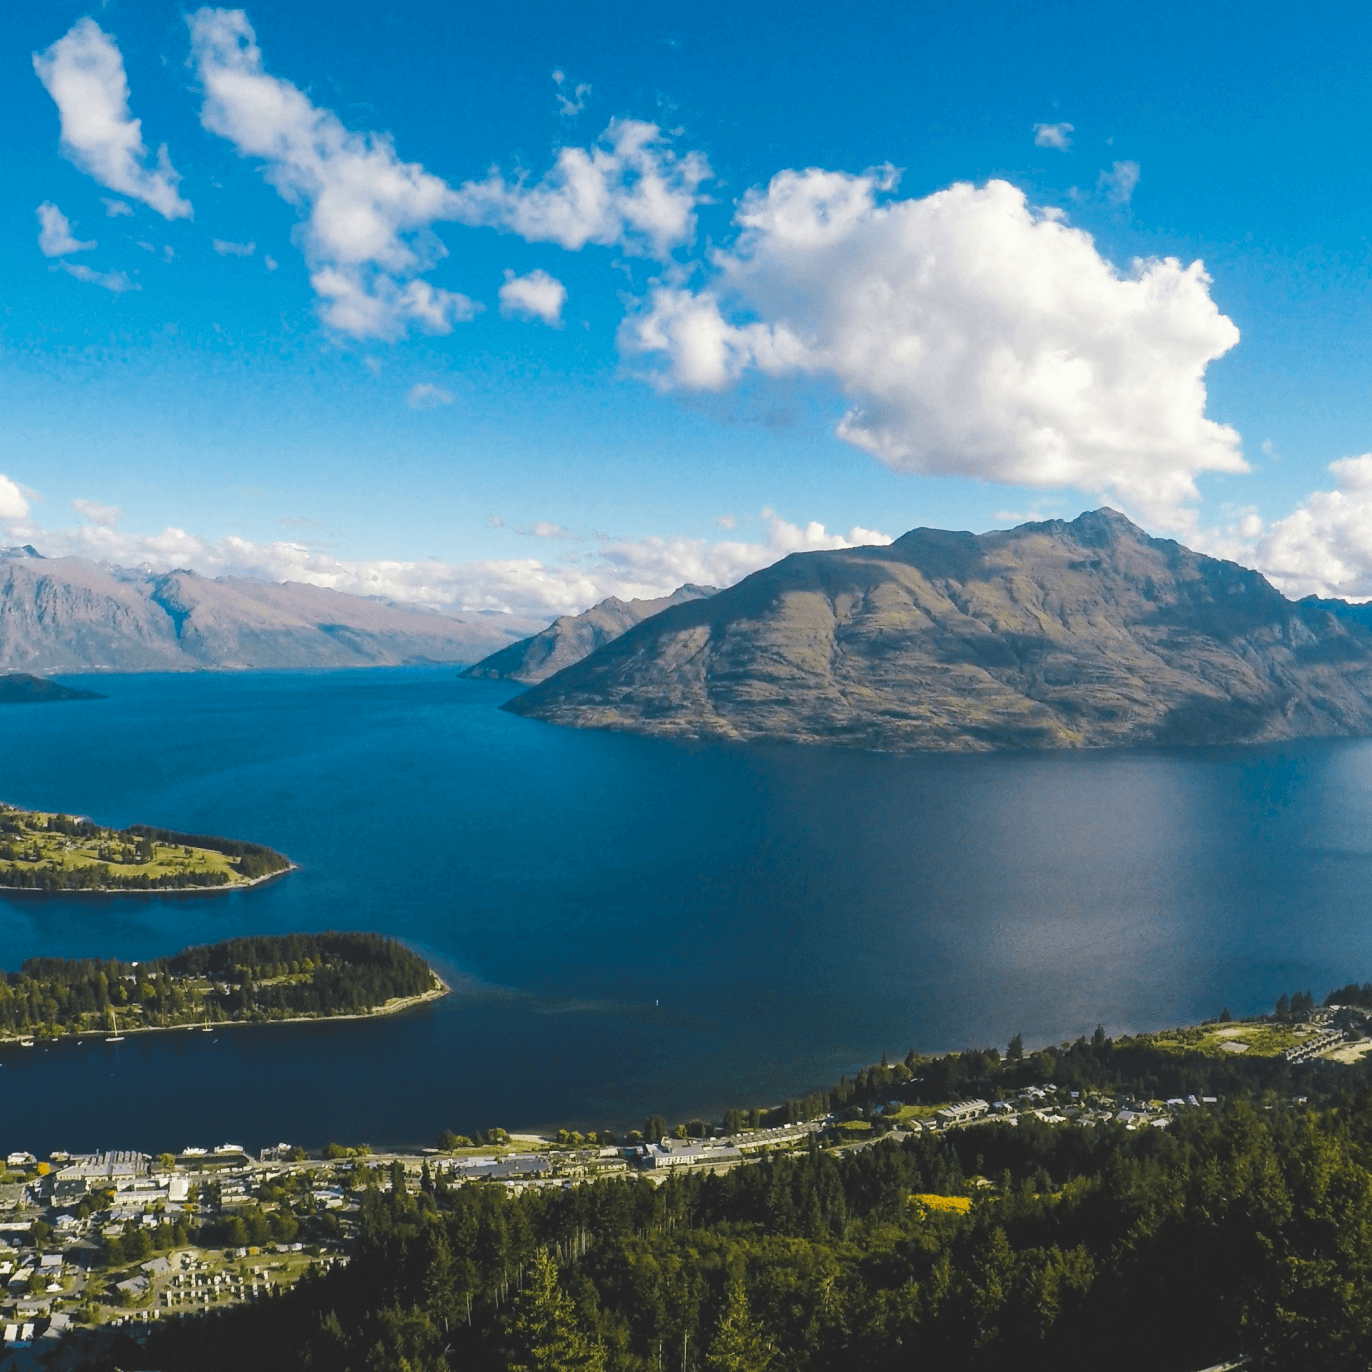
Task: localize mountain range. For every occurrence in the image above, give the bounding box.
[504,509,1372,751]
[0,547,542,672]
[462,583,716,683]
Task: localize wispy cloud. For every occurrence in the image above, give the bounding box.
[1097,159,1140,206]
[36,202,95,257]
[407,383,454,409]
[56,262,138,293]
[1033,122,1074,150]
[72,498,122,527]
[552,69,591,118]
[213,238,256,256]
[33,18,192,220]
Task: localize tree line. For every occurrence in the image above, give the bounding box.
[0,932,435,1036]
[104,1064,1372,1372]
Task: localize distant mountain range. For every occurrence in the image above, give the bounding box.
[462,583,717,684]
[504,509,1372,751]
[0,547,542,672]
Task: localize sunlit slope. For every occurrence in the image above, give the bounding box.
[505,508,1372,751]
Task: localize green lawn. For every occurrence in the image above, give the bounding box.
[0,805,250,885]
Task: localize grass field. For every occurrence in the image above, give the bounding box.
[0,804,254,887]
[1131,1021,1311,1058]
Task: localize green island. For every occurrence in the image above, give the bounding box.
[0,932,445,1041]
[34,983,1372,1372]
[0,802,292,891]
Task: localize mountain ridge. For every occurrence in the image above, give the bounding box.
[462,583,717,684]
[0,550,543,672]
[504,508,1372,752]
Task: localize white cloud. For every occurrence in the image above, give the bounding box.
[498,268,566,325]
[213,238,256,256]
[529,521,573,539]
[1098,160,1140,206]
[36,202,96,257]
[33,18,192,220]
[187,7,480,340]
[552,69,591,118]
[102,197,133,217]
[623,170,1244,528]
[407,383,454,409]
[264,254,279,271]
[0,476,30,522]
[1252,456,1372,599]
[56,262,138,293]
[1034,122,1074,150]
[0,506,890,621]
[453,118,711,260]
[716,513,736,529]
[72,498,122,527]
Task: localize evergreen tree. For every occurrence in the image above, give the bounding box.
[507,1248,605,1372]
[705,1281,772,1372]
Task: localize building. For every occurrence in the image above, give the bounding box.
[935,1100,990,1126]
[640,1141,743,1170]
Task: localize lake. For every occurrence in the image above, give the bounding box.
[3,667,1372,1156]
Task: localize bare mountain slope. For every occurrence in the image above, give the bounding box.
[505,509,1372,751]
[462,584,717,684]
[0,549,540,671]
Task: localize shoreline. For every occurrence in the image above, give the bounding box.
[0,862,298,897]
[0,971,449,1048]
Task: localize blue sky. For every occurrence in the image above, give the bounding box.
[7,0,1372,616]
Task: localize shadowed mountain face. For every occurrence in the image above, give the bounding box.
[0,549,542,672]
[462,584,717,684]
[505,509,1372,752]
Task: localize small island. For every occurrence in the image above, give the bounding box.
[0,804,292,892]
[0,931,446,1042]
[0,672,106,703]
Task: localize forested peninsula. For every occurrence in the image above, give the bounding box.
[0,803,292,891]
[0,932,445,1041]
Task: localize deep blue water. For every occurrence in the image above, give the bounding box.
[3,668,1372,1156]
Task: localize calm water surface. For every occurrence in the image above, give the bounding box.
[2,668,1372,1154]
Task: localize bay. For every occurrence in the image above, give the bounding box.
[2,667,1372,1156]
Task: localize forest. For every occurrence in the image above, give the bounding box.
[0,932,438,1038]
[92,1008,1372,1372]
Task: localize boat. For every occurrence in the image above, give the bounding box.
[105,1035,125,1043]
[19,1039,34,1047]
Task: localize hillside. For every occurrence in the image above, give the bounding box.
[506,508,1372,751]
[0,672,105,702]
[0,547,542,671]
[462,583,716,683]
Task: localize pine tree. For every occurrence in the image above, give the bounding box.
[704,1281,773,1372]
[507,1247,605,1372]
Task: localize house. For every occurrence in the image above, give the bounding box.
[5,1153,34,1168]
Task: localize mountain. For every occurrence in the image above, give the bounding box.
[504,509,1372,752]
[0,672,106,702]
[0,548,542,672]
[462,584,717,684]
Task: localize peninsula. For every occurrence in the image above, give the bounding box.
[0,804,292,892]
[506,508,1372,752]
[0,672,105,703]
[0,932,445,1042]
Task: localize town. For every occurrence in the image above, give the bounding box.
[0,1076,1285,1360]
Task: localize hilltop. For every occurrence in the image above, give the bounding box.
[0,547,542,672]
[462,583,716,683]
[506,508,1372,751]
[0,671,105,702]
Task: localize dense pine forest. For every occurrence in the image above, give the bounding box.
[93,1018,1372,1372]
[0,932,438,1038]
